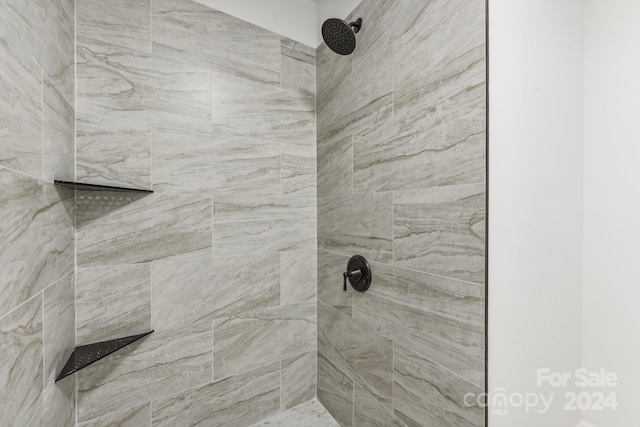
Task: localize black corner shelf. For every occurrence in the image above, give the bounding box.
[56,331,154,382]
[54,180,153,193]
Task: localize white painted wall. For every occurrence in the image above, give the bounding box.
[488,0,584,425]
[583,0,640,425]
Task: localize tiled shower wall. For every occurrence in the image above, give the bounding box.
[0,0,76,425]
[74,0,317,425]
[316,1,486,426]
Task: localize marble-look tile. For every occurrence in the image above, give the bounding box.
[281,152,316,198]
[281,248,316,305]
[316,42,352,116]
[317,135,353,198]
[77,0,151,53]
[43,378,76,427]
[354,262,485,385]
[152,255,280,330]
[354,83,485,193]
[393,184,486,284]
[76,114,152,190]
[354,383,406,427]
[317,352,353,427]
[152,0,281,86]
[77,34,211,132]
[281,38,316,97]
[318,193,393,264]
[212,196,315,257]
[27,402,44,427]
[281,352,316,411]
[317,250,352,316]
[43,75,75,182]
[394,344,484,427]
[318,301,393,410]
[213,301,316,379]
[76,192,212,268]
[76,265,152,345]
[0,170,74,318]
[43,274,75,387]
[249,399,339,427]
[153,127,281,196]
[317,44,393,141]
[77,321,212,423]
[0,296,43,425]
[78,404,150,427]
[394,0,485,115]
[0,38,42,178]
[151,362,280,427]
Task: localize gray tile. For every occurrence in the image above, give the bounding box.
[212,196,315,257]
[213,301,316,379]
[77,0,151,53]
[76,265,152,345]
[0,38,42,178]
[43,274,75,388]
[394,344,484,427]
[0,170,74,318]
[317,44,393,141]
[281,352,316,411]
[393,184,486,284]
[394,0,485,115]
[281,248,316,305]
[317,352,353,427]
[249,399,339,427]
[43,378,76,427]
[0,295,43,425]
[78,404,150,427]
[152,255,280,330]
[318,301,393,410]
[354,383,406,427]
[317,250,352,316]
[76,113,152,190]
[153,126,281,196]
[43,75,75,182]
[152,0,281,86]
[151,362,280,427]
[281,38,316,97]
[77,35,211,132]
[76,192,212,268]
[354,84,485,193]
[77,321,212,423]
[282,152,316,198]
[316,43,352,117]
[317,135,353,198]
[354,263,485,385]
[318,193,393,264]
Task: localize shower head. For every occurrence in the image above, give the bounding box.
[322,17,363,56]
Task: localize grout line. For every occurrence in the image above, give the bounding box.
[391,341,395,413]
[41,69,45,181]
[212,320,215,383]
[41,293,45,395]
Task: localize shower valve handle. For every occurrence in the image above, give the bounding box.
[343,269,362,291]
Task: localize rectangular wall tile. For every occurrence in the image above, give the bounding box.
[43,75,75,182]
[318,301,393,410]
[393,184,486,284]
[43,378,75,427]
[281,38,316,98]
[394,0,485,115]
[281,248,316,305]
[354,83,485,193]
[151,362,280,427]
[316,42,352,117]
[78,404,150,427]
[77,0,151,53]
[43,273,75,389]
[317,250,352,316]
[77,321,212,423]
[76,192,212,268]
[318,352,353,427]
[152,0,281,86]
[0,170,74,318]
[354,383,406,427]
[212,196,315,257]
[317,134,353,198]
[0,296,43,425]
[318,193,393,264]
[394,344,484,427]
[152,255,280,331]
[354,263,484,385]
[250,399,339,427]
[76,264,152,345]
[281,351,317,411]
[282,151,316,198]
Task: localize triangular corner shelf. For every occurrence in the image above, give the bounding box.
[54,180,153,193]
[55,331,154,382]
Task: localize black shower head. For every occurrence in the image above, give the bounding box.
[322,18,363,55]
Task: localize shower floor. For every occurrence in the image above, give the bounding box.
[248,399,339,427]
